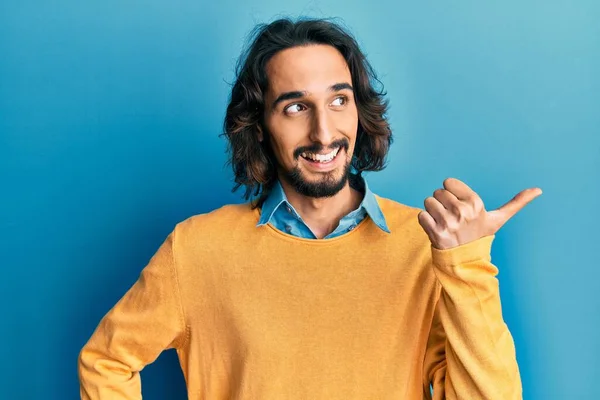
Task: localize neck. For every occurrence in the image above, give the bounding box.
[278,177,363,239]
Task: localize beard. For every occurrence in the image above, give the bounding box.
[282,160,351,198]
[280,138,352,198]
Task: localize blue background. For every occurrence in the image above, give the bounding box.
[1,1,598,398]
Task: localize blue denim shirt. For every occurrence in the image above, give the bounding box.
[257,177,390,239]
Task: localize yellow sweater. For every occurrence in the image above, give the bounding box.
[78,197,522,399]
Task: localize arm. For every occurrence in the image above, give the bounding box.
[417,177,540,399]
[78,232,187,399]
[423,235,522,400]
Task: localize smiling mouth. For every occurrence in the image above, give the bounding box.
[300,146,341,164]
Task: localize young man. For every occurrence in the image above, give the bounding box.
[78,18,541,399]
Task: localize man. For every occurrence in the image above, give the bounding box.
[78,18,541,399]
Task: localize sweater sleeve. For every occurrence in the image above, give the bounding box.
[78,232,187,400]
[423,235,522,400]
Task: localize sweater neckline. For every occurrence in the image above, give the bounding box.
[252,206,372,246]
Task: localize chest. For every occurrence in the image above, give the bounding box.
[181,243,438,361]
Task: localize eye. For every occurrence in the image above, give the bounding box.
[284,103,306,115]
[331,96,348,107]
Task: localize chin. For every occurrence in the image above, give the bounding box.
[283,163,351,198]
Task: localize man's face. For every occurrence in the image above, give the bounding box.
[262,44,358,198]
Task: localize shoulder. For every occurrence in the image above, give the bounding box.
[374,196,439,287]
[171,202,257,244]
[374,195,430,243]
[374,195,422,222]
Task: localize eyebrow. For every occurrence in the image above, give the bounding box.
[271,82,353,109]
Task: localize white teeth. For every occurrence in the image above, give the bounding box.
[302,147,340,163]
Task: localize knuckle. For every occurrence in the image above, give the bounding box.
[455,205,468,220]
[446,219,460,231]
[434,229,450,243]
[437,216,449,230]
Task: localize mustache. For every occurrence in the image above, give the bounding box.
[293,138,349,159]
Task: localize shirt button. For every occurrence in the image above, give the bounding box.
[285,225,292,233]
[286,205,292,213]
[348,224,356,231]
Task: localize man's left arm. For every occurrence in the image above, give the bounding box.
[426,235,522,399]
[418,177,542,399]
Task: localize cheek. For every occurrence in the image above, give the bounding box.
[276,139,298,161]
[334,106,359,133]
[334,116,359,154]
[268,120,307,158]
[269,132,302,165]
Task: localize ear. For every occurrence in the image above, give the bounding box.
[257,125,264,142]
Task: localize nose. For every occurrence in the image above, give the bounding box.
[308,107,334,146]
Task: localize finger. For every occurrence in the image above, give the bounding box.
[418,210,437,237]
[443,178,477,201]
[491,188,543,226]
[433,188,461,213]
[424,196,450,226]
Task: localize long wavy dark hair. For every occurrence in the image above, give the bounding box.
[222,17,393,207]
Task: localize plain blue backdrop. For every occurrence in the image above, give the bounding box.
[1,1,598,399]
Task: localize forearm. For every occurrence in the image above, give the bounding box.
[78,232,187,399]
[431,235,522,400]
[78,311,146,400]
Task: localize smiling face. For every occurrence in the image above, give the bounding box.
[262,44,359,198]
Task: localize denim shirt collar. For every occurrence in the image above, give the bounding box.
[257,177,390,233]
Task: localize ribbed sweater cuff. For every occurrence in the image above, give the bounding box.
[430,234,495,269]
